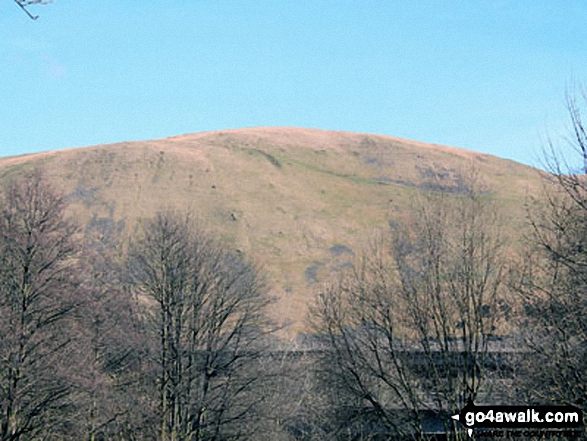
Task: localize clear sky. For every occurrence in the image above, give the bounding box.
[1,1,587,167]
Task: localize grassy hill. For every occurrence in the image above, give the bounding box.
[0,127,544,334]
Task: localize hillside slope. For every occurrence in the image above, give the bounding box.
[0,127,543,333]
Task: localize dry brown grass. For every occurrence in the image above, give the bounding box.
[0,127,545,336]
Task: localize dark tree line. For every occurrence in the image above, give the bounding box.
[0,171,276,441]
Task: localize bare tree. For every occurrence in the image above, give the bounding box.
[0,170,80,440]
[311,169,507,439]
[66,230,153,441]
[128,211,273,441]
[514,91,587,414]
[251,336,334,441]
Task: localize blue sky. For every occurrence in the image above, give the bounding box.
[1,1,586,167]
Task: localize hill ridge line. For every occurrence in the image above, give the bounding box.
[0,127,533,171]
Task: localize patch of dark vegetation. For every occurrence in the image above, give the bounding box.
[252,149,282,168]
[394,179,417,187]
[67,185,101,207]
[85,214,126,245]
[364,156,383,167]
[416,164,474,194]
[372,176,417,187]
[388,219,400,229]
[90,149,117,163]
[329,244,354,257]
[418,180,470,194]
[359,136,377,149]
[375,168,492,196]
[305,262,322,284]
[148,151,165,169]
[417,164,455,181]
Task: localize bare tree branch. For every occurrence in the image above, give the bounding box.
[14,0,52,20]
